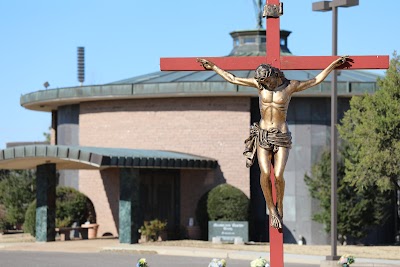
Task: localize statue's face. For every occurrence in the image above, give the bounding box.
[267,77,279,90]
[255,65,283,90]
[260,72,280,90]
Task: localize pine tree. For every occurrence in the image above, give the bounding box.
[305,53,400,242]
[338,52,400,192]
[0,170,36,228]
[304,148,391,243]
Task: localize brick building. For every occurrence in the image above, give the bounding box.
[17,29,383,244]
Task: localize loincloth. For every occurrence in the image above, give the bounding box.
[243,123,292,168]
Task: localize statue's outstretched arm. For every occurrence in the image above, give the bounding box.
[197,58,258,88]
[294,56,349,92]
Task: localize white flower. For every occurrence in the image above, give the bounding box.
[250,257,269,267]
[208,258,226,267]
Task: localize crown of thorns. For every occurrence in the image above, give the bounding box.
[254,64,285,80]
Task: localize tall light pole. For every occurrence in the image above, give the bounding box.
[312,0,359,261]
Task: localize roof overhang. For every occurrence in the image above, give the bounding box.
[20,69,380,112]
[0,145,218,171]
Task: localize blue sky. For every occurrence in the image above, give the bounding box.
[0,0,398,149]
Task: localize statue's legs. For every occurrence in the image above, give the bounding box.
[257,146,282,229]
[273,147,289,220]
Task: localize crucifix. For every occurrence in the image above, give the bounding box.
[160,1,388,266]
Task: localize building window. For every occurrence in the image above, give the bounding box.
[244,37,256,44]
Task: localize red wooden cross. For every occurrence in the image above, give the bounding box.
[161,1,388,71]
[160,1,389,266]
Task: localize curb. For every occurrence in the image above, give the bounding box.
[101,245,400,266]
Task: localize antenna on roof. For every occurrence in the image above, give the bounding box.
[77,47,85,86]
[252,0,264,29]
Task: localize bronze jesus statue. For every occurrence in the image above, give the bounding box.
[198,56,348,229]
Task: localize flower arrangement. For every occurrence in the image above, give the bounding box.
[136,258,148,267]
[337,255,355,267]
[250,257,270,267]
[208,258,226,267]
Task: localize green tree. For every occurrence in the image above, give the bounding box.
[337,52,400,192]
[0,170,36,228]
[43,126,51,142]
[304,149,391,243]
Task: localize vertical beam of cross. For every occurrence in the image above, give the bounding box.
[265,1,284,266]
[266,0,281,68]
[269,166,284,266]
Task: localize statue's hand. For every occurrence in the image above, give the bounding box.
[335,55,349,66]
[197,58,214,70]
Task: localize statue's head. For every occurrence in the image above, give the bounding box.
[254,64,285,90]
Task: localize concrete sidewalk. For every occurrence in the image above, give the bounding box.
[0,237,399,266]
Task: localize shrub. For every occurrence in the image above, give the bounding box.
[207,184,249,221]
[196,184,249,240]
[139,219,167,241]
[24,200,36,236]
[56,187,89,227]
[23,187,95,237]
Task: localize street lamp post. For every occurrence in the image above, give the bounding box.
[312,0,359,261]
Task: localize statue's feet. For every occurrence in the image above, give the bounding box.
[276,205,283,220]
[270,213,282,229]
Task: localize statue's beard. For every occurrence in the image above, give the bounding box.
[261,82,277,91]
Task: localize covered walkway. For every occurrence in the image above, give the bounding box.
[0,144,217,243]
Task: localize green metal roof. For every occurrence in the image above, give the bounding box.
[20,69,381,112]
[19,29,382,112]
[0,145,218,170]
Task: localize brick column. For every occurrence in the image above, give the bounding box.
[119,168,140,244]
[36,163,56,242]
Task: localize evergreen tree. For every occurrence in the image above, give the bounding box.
[305,54,400,242]
[304,149,391,243]
[338,52,400,192]
[0,170,36,228]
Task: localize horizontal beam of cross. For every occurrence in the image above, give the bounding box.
[160,55,389,71]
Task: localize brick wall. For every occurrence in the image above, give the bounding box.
[78,97,251,235]
[79,168,120,237]
[180,169,218,227]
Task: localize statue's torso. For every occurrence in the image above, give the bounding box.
[258,82,293,133]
